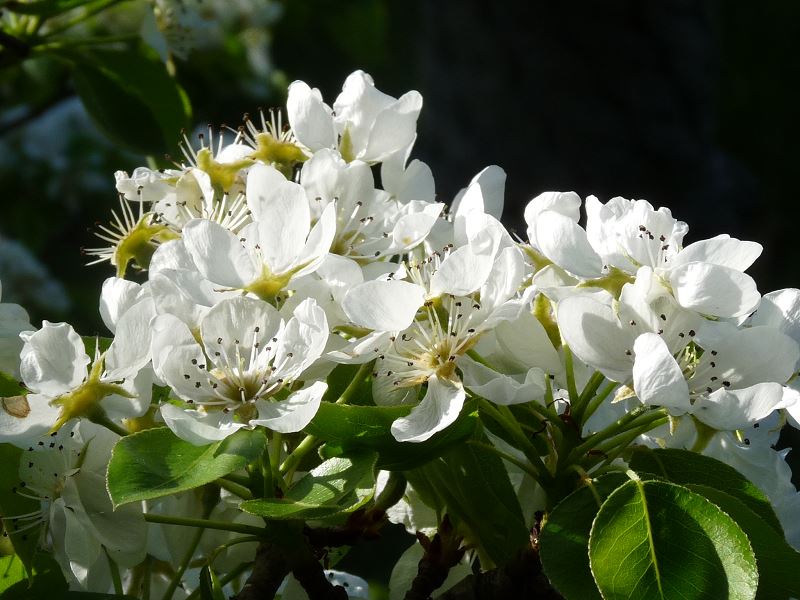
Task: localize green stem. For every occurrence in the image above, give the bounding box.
[478,398,552,485]
[689,417,717,453]
[278,362,373,478]
[337,361,373,405]
[220,472,251,488]
[105,549,123,596]
[185,562,251,600]
[269,432,285,493]
[161,521,205,600]
[206,536,261,568]
[278,434,319,477]
[215,477,253,500]
[143,513,266,537]
[468,440,540,480]
[34,33,139,52]
[589,416,669,468]
[88,412,129,437]
[572,371,605,423]
[373,472,407,512]
[43,0,127,36]
[566,406,667,466]
[142,556,151,600]
[581,380,618,423]
[563,345,579,404]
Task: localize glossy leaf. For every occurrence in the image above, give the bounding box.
[107,427,266,507]
[0,555,25,593]
[688,485,800,600]
[539,472,628,600]
[407,436,529,567]
[199,565,226,600]
[630,447,783,533]
[241,451,377,520]
[71,46,191,156]
[589,479,758,600]
[0,552,67,599]
[307,401,478,470]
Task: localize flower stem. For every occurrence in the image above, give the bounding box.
[161,521,205,600]
[563,345,579,404]
[581,380,618,423]
[105,549,123,596]
[215,477,253,500]
[572,371,605,423]
[185,562,252,600]
[468,440,541,480]
[566,406,667,465]
[88,412,129,437]
[143,513,266,537]
[279,361,373,478]
[478,398,553,486]
[278,434,319,477]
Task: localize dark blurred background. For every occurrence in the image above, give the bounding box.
[1,0,799,589]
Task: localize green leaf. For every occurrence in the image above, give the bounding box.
[322,364,372,405]
[71,46,192,156]
[306,401,478,471]
[0,555,25,593]
[0,0,93,16]
[539,472,629,600]
[199,565,225,600]
[630,447,783,533]
[589,479,758,600]
[687,485,800,600]
[107,427,266,507]
[0,552,67,599]
[407,436,529,567]
[0,373,24,398]
[240,451,377,520]
[0,445,40,572]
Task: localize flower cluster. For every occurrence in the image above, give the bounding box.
[1,69,799,597]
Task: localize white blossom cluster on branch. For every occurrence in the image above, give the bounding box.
[1,69,799,596]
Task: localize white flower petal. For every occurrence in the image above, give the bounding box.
[556,295,633,382]
[361,91,422,163]
[749,288,800,345]
[105,300,156,380]
[429,245,494,298]
[99,278,143,333]
[20,321,88,397]
[182,219,256,289]
[343,280,424,331]
[694,383,788,430]
[453,165,506,222]
[495,311,562,375]
[672,235,762,271]
[200,296,281,370]
[294,201,337,278]
[0,393,61,446]
[632,333,690,411]
[160,403,245,446]
[286,81,336,152]
[460,357,545,406]
[389,203,444,252]
[249,168,311,273]
[251,381,327,433]
[274,298,329,379]
[390,376,465,443]
[669,262,760,318]
[534,211,602,278]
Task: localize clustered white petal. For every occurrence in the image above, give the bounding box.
[2,69,800,594]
